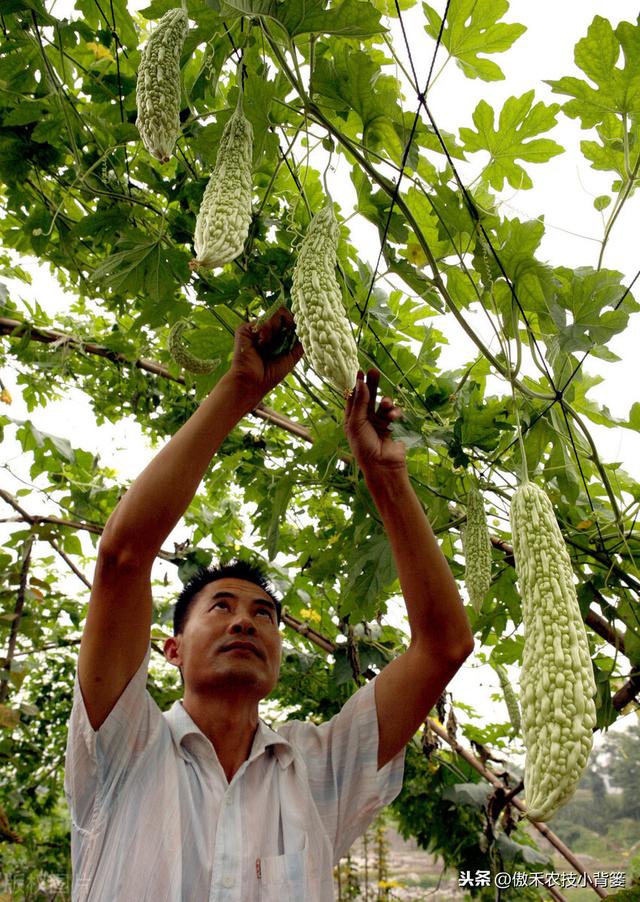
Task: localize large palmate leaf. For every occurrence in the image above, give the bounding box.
[311,44,464,165]
[423,0,526,81]
[546,15,640,194]
[216,0,386,38]
[459,91,564,190]
[546,15,640,127]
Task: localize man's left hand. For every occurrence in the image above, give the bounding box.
[344,368,406,474]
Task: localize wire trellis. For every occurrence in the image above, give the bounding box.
[370,1,639,574]
[19,0,640,604]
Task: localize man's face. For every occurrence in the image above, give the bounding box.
[165,578,282,700]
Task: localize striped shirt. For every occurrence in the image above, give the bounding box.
[64,646,405,901]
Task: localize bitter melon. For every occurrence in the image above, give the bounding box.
[135,8,188,163]
[510,481,597,822]
[167,320,219,374]
[461,483,492,615]
[290,202,358,396]
[191,94,253,269]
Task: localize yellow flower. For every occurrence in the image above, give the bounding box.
[86,41,114,62]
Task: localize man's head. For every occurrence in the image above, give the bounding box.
[164,559,283,700]
[172,559,282,635]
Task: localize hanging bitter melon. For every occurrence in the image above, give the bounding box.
[290,202,359,396]
[191,95,253,269]
[510,481,597,822]
[135,8,188,163]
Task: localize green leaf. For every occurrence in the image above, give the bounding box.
[453,389,513,453]
[312,45,462,167]
[62,534,84,557]
[311,46,404,141]
[623,618,640,668]
[332,646,356,685]
[495,832,551,865]
[238,46,292,163]
[0,0,57,24]
[459,91,564,190]
[546,16,640,127]
[594,660,618,730]
[48,434,75,463]
[423,0,526,82]
[3,104,52,126]
[594,194,612,211]
[76,0,138,49]
[31,117,65,145]
[266,475,295,562]
[341,527,396,620]
[552,266,639,354]
[442,782,491,809]
[350,165,409,244]
[625,402,640,431]
[90,235,189,306]
[176,548,214,585]
[580,113,640,186]
[569,373,625,429]
[11,419,77,481]
[370,0,416,14]
[220,0,386,38]
[492,217,550,292]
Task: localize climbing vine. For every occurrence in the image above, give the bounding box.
[1,0,639,895]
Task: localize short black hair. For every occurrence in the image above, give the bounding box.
[173,557,282,635]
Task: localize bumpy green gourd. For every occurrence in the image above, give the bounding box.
[461,484,492,614]
[167,320,219,374]
[492,662,521,735]
[290,203,359,396]
[135,8,188,163]
[510,481,597,822]
[191,96,253,269]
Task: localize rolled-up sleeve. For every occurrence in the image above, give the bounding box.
[64,646,160,832]
[280,673,406,862]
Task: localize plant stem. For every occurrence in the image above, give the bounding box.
[561,399,623,527]
[597,143,640,270]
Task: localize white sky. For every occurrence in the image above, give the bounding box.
[1,0,638,752]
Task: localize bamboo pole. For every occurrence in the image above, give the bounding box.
[0,316,326,452]
[426,718,607,900]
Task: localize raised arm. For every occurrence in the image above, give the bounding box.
[79,309,303,729]
[344,369,474,768]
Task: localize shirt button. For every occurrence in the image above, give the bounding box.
[223,875,234,888]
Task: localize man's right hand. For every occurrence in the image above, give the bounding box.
[228,306,304,403]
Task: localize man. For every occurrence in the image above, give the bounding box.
[64,307,474,901]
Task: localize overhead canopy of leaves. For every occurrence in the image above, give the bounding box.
[1,0,639,890]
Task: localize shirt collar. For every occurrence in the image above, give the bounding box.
[164,700,294,769]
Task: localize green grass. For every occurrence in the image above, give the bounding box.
[532,811,638,870]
